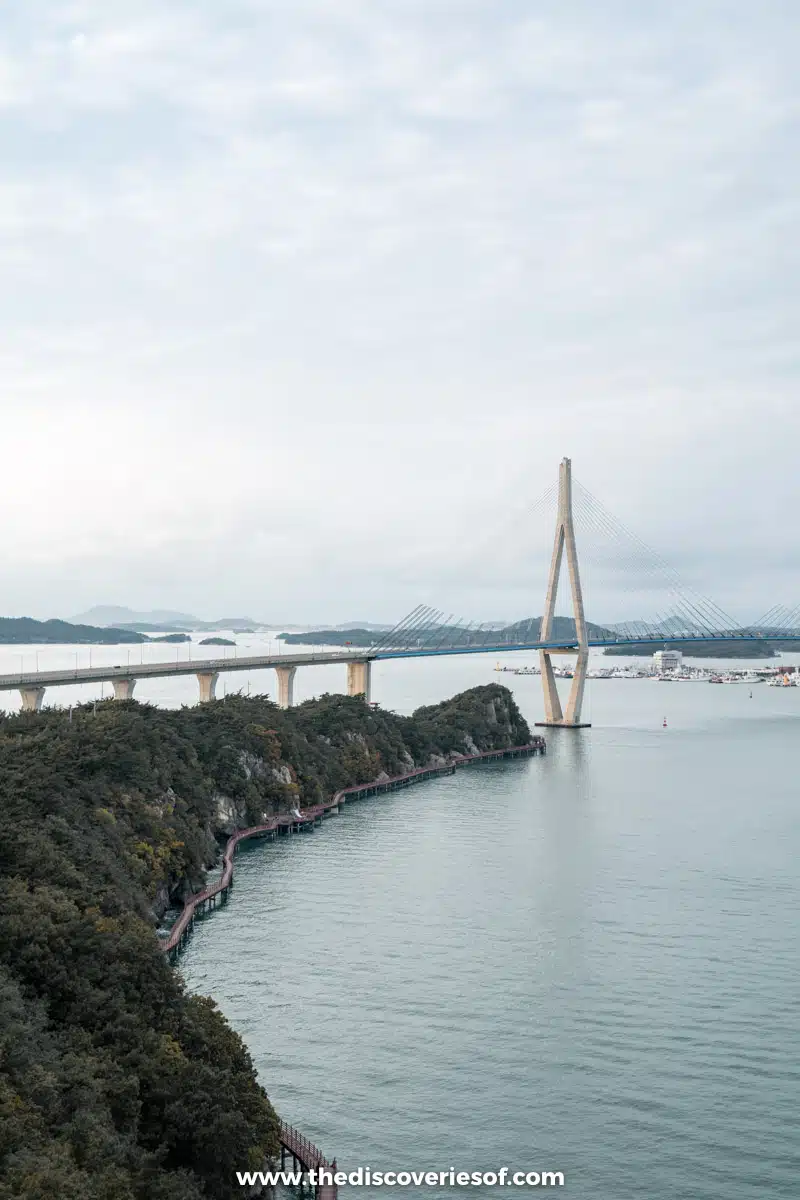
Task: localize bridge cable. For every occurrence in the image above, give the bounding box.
[574,479,743,633]
[571,491,720,638]
[368,604,426,653]
[383,478,560,648]
[570,490,709,637]
[372,604,442,652]
[571,482,743,638]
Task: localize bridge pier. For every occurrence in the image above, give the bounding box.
[539,651,564,724]
[19,686,45,712]
[275,664,297,709]
[346,660,371,701]
[197,671,219,703]
[111,678,136,701]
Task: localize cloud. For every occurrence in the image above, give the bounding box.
[0,2,798,621]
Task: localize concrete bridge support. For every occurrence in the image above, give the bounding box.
[111,678,136,701]
[19,686,45,713]
[537,457,591,728]
[346,660,372,701]
[275,665,297,709]
[197,672,219,703]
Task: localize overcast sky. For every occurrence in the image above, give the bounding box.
[1,1,798,625]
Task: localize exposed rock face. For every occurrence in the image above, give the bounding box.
[271,764,293,786]
[238,750,268,780]
[151,881,172,922]
[427,754,450,768]
[214,790,246,836]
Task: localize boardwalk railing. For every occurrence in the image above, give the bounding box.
[158,740,545,960]
[280,1120,338,1197]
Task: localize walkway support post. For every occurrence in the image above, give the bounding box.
[196,672,219,703]
[537,457,591,728]
[275,664,297,709]
[19,686,45,712]
[346,660,371,701]
[111,678,136,700]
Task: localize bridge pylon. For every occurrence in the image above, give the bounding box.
[536,457,591,728]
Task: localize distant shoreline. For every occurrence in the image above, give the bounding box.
[0,617,190,645]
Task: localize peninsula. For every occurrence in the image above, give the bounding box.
[0,685,530,1198]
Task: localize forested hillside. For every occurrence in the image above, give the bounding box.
[278,615,613,647]
[0,686,529,1199]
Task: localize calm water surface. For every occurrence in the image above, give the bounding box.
[169,651,800,1199]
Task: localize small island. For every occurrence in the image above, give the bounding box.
[199,636,236,646]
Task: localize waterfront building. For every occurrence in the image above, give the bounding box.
[653,649,683,672]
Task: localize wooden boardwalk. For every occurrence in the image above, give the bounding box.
[159,739,546,960]
[280,1120,338,1199]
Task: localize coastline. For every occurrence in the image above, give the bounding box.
[159,739,546,962]
[159,740,546,1195]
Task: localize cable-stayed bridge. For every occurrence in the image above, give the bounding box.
[364,458,799,726]
[2,458,798,718]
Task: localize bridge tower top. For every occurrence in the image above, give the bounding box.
[540,457,587,649]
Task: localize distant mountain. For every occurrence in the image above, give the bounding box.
[212,618,260,632]
[500,616,615,642]
[70,607,261,632]
[71,606,199,627]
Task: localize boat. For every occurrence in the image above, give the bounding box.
[767,674,798,687]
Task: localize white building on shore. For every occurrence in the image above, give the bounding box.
[653,649,683,672]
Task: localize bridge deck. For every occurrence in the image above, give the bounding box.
[2,634,796,693]
[0,649,364,691]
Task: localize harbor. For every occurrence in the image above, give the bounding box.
[495,659,800,686]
